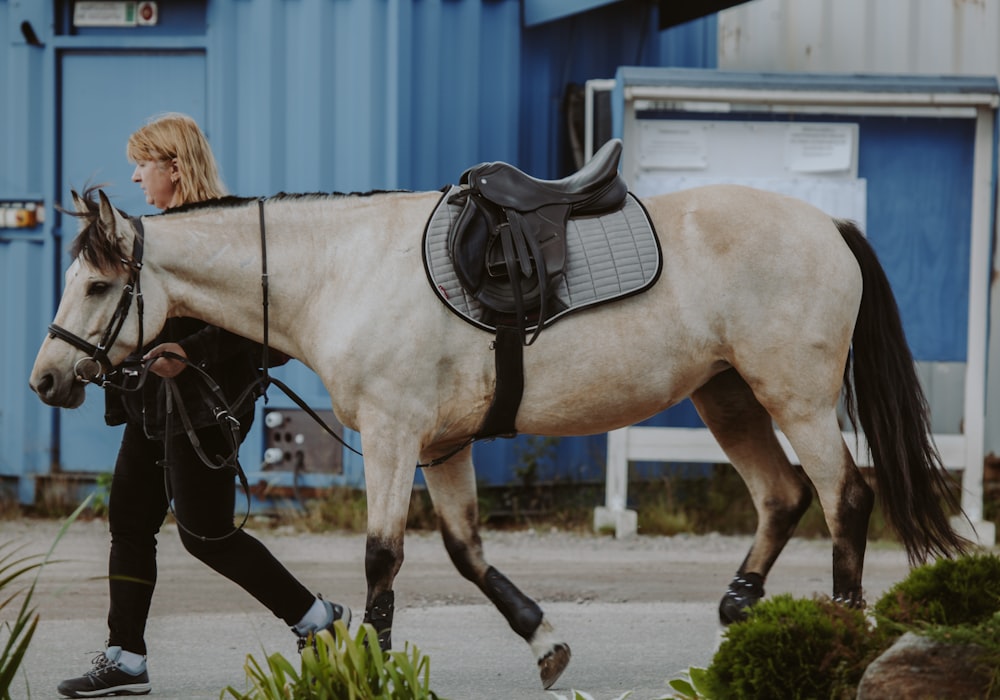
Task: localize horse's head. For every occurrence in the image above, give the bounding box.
[30,189,161,408]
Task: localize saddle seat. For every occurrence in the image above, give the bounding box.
[448,138,628,345]
[460,138,626,215]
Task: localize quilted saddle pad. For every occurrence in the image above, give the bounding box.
[422,185,662,333]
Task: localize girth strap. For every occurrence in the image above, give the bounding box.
[476,325,524,439]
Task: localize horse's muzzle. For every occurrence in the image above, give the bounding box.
[29,370,87,409]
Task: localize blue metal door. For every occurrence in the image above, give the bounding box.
[57,51,206,472]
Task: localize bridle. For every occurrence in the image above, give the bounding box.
[46,217,146,384]
[42,212,254,540]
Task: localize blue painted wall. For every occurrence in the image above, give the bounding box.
[0,0,720,501]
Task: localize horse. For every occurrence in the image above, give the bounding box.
[30,181,967,689]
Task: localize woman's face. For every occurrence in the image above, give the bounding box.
[131,159,178,210]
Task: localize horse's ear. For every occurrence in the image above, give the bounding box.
[96,190,134,257]
[70,190,88,214]
[97,190,117,234]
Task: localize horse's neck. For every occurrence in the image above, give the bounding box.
[149,204,275,345]
[145,193,433,358]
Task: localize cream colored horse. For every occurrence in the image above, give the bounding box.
[30,185,965,688]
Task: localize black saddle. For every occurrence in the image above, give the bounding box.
[448,138,627,344]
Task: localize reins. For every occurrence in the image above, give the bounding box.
[149,353,253,542]
[251,198,362,457]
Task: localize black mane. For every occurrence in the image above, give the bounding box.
[65,187,415,268]
[164,188,412,215]
[65,186,136,273]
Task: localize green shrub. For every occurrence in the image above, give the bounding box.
[701,595,892,700]
[224,621,443,700]
[873,552,1000,627]
[1,496,88,699]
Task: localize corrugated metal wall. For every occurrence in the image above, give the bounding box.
[1,0,50,504]
[0,0,719,502]
[204,0,523,195]
[201,0,716,197]
[718,0,1000,76]
[717,0,1000,457]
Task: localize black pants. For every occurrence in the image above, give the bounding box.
[107,417,315,655]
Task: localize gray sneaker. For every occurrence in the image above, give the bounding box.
[295,597,352,652]
[57,646,151,697]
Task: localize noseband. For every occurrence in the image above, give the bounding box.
[47,217,146,383]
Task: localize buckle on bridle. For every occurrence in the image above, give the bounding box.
[214,407,241,430]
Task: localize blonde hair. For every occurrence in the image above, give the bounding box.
[127,113,227,204]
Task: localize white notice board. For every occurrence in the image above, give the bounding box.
[632,120,866,228]
[636,120,859,178]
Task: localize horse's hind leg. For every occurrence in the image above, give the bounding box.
[773,407,874,607]
[690,369,815,623]
[738,340,875,610]
[420,446,570,689]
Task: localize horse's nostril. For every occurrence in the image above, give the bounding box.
[33,373,53,396]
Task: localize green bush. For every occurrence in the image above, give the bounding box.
[224,621,443,700]
[873,552,1000,627]
[698,595,893,700]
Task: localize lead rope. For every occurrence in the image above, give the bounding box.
[156,352,251,542]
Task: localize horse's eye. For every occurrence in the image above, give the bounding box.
[86,281,111,297]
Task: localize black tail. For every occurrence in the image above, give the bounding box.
[836,219,969,564]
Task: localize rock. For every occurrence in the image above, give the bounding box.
[857,632,992,699]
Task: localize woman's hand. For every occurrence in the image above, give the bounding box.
[144,342,188,378]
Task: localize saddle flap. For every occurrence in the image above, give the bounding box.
[448,192,496,294]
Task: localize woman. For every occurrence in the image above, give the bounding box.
[58,113,349,698]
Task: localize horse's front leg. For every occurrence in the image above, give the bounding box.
[361,437,420,650]
[421,446,571,690]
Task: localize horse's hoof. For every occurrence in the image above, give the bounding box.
[538,642,571,689]
[719,572,765,625]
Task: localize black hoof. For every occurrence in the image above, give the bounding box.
[719,572,765,625]
[538,643,571,689]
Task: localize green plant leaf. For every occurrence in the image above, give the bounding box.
[228,618,442,699]
[0,492,91,698]
[687,666,712,695]
[667,678,696,696]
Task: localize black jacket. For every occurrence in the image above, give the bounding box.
[104,318,264,440]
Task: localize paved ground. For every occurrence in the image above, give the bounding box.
[5,518,915,699]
